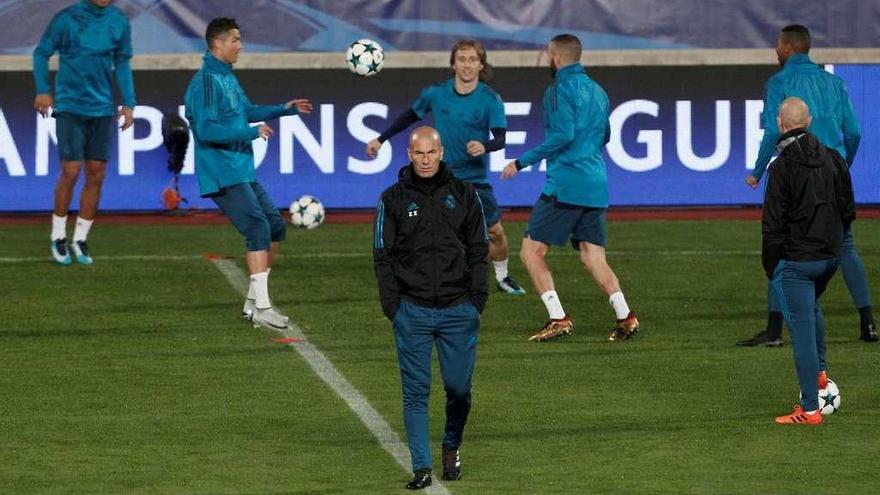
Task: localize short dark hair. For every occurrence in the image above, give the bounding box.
[780,24,810,53]
[449,39,493,81]
[550,34,582,62]
[205,17,239,49]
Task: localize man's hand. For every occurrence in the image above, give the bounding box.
[466,140,486,157]
[258,123,274,140]
[285,98,312,114]
[118,106,134,131]
[366,138,383,158]
[34,94,53,118]
[501,160,519,180]
[746,175,759,189]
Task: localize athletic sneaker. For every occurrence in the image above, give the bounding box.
[775,404,823,425]
[71,240,93,265]
[51,238,71,265]
[497,276,526,296]
[441,446,462,481]
[528,316,573,342]
[252,307,289,330]
[242,298,256,321]
[818,370,828,390]
[406,469,432,490]
[608,312,640,342]
[860,323,879,342]
[735,330,783,347]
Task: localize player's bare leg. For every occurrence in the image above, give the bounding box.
[521,237,572,341]
[77,160,106,221]
[54,160,83,217]
[69,160,106,264]
[578,241,638,341]
[50,160,83,265]
[490,222,525,295]
[520,237,553,294]
[488,222,508,264]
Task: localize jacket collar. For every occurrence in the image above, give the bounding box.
[783,53,813,70]
[399,162,452,189]
[776,128,808,152]
[203,52,234,75]
[80,0,108,17]
[555,62,584,80]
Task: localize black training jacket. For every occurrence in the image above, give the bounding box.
[373,163,489,320]
[762,129,856,278]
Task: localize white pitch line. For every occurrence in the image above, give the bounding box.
[209,257,451,495]
[0,249,763,264]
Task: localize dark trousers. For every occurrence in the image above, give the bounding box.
[392,299,479,471]
[771,258,838,411]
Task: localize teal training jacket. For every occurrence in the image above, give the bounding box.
[33,0,136,117]
[518,63,611,208]
[184,52,298,197]
[752,53,860,180]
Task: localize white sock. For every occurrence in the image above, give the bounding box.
[73,217,94,242]
[251,271,271,309]
[492,258,509,282]
[609,291,631,320]
[51,214,67,241]
[249,267,270,300]
[540,290,566,319]
[247,279,256,301]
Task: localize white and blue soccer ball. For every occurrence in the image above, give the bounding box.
[289,195,325,230]
[346,39,384,77]
[818,379,841,415]
[800,378,841,415]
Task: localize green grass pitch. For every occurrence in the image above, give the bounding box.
[1,219,878,494]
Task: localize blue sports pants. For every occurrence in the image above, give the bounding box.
[770,258,838,411]
[392,299,479,471]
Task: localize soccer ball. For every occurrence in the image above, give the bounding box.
[289,195,325,230]
[818,379,841,415]
[800,378,841,415]
[346,39,384,77]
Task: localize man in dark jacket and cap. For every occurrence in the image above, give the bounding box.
[373,126,489,489]
[764,97,855,425]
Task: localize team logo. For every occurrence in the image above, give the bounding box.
[407,202,419,217]
[444,194,457,209]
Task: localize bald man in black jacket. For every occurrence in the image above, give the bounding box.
[764,97,855,425]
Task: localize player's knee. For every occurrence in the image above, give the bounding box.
[519,248,532,265]
[84,169,106,187]
[579,250,596,269]
[520,244,542,266]
[579,245,606,269]
[444,381,471,401]
[57,169,80,187]
[269,215,286,242]
[402,386,430,409]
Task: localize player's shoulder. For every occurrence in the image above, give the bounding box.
[52,4,79,22]
[428,79,453,91]
[105,5,131,23]
[58,3,81,16]
[822,70,847,87]
[476,82,504,101]
[185,68,205,87]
